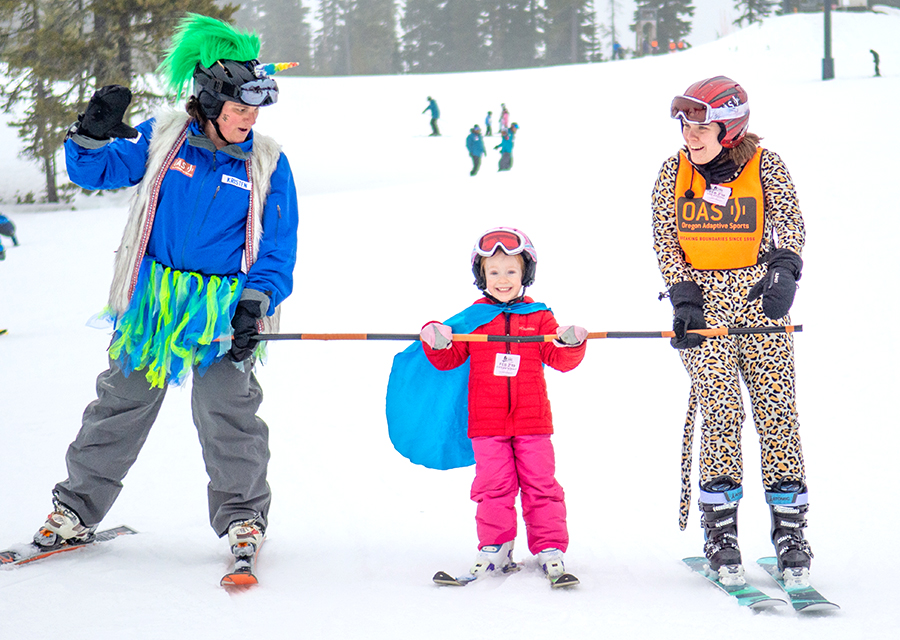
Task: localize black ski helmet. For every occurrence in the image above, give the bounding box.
[192,59,278,120]
[470,227,538,291]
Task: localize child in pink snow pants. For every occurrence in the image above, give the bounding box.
[421,227,587,585]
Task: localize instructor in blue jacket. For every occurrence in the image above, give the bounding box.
[30,15,297,568]
[465,125,487,176]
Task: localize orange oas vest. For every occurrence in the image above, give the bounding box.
[674,148,765,270]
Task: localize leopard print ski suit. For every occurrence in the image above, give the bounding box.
[652,147,807,492]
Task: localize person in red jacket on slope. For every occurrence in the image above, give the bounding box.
[420,227,587,586]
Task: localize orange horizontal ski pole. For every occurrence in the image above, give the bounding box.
[256,325,801,343]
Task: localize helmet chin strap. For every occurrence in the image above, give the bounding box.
[210,117,236,147]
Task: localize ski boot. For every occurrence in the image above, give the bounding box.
[699,477,744,586]
[767,480,813,587]
[537,548,567,580]
[33,499,97,549]
[470,541,515,578]
[227,518,265,558]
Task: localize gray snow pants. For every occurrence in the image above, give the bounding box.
[53,356,271,537]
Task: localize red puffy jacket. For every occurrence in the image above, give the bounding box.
[423,297,586,438]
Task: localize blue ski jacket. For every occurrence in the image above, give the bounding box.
[65,118,298,311]
[466,132,486,156]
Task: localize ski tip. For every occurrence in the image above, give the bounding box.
[550,573,580,589]
[796,602,841,613]
[221,573,259,587]
[433,570,467,586]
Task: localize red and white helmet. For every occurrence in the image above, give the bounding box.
[470,227,537,291]
[671,76,750,149]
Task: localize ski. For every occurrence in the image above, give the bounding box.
[221,552,259,587]
[0,525,138,567]
[756,557,840,612]
[0,329,7,336]
[549,572,579,588]
[433,562,521,587]
[683,557,785,609]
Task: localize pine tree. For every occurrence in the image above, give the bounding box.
[632,1,694,51]
[314,0,349,75]
[402,0,485,73]
[733,0,775,27]
[544,0,598,66]
[234,0,314,74]
[1,1,92,202]
[481,1,541,70]
[345,0,399,75]
[401,0,443,73]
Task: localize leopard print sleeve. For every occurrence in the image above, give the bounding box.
[760,149,806,257]
[652,153,693,289]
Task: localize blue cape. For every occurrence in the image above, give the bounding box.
[386,301,549,470]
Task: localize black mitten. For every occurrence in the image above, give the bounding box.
[747,249,803,319]
[77,85,138,140]
[228,300,263,362]
[669,281,707,350]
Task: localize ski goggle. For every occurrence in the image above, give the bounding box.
[238,78,279,106]
[472,228,537,261]
[670,95,749,125]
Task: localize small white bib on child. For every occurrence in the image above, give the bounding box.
[494,353,521,377]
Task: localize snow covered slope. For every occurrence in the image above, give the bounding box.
[1,11,898,640]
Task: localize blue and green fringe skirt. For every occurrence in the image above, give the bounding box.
[109,258,247,388]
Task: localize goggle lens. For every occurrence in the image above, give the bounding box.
[241,78,279,106]
[670,96,711,124]
[477,230,525,257]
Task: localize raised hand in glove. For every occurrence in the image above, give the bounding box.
[747,248,802,319]
[669,281,707,350]
[76,85,138,140]
[229,300,264,362]
[555,325,588,347]
[420,322,452,350]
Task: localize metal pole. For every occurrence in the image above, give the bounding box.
[823,1,834,80]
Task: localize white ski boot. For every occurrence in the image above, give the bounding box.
[227,519,265,558]
[537,548,566,579]
[33,500,96,548]
[470,541,515,577]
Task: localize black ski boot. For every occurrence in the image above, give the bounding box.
[699,477,744,585]
[767,480,813,585]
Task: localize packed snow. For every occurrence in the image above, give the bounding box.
[1,11,898,640]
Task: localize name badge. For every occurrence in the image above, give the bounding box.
[222,174,251,190]
[494,353,520,377]
[703,184,732,206]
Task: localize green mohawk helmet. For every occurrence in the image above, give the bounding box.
[158,13,278,120]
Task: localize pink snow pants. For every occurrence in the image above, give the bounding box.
[470,435,568,555]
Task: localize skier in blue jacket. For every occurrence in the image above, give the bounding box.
[30,15,298,569]
[423,96,441,136]
[466,125,487,176]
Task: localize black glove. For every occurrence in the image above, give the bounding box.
[76,85,138,140]
[228,300,263,362]
[747,249,803,319]
[669,281,707,350]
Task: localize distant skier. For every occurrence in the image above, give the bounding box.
[0,213,17,260]
[656,76,814,587]
[465,125,487,176]
[494,123,517,171]
[423,96,441,136]
[870,49,881,77]
[499,103,510,133]
[484,111,493,136]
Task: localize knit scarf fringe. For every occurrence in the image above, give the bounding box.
[109,258,245,388]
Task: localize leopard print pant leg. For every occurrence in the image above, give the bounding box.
[738,328,806,489]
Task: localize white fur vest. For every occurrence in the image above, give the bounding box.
[108,110,282,333]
